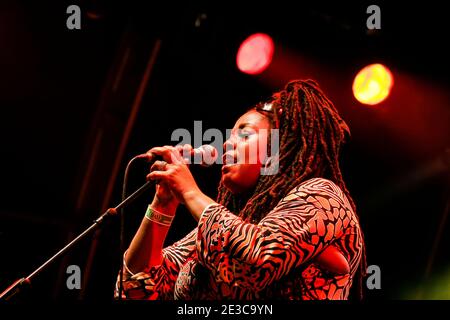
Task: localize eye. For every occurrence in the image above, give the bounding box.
[237,129,252,139]
[238,131,250,139]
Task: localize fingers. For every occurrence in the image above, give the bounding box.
[150,160,168,172]
[147,145,185,164]
[174,144,193,154]
[146,170,169,182]
[176,144,193,163]
[146,144,194,183]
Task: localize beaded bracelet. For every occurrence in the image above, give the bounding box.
[144,205,174,227]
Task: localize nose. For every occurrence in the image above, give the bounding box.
[223,135,236,153]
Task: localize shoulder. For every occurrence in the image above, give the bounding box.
[295,178,344,196]
[283,178,353,212]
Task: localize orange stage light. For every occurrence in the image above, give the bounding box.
[353,63,394,105]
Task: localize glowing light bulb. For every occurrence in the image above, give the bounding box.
[353,64,394,105]
[236,33,274,75]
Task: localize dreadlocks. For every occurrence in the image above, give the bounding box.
[216,79,367,299]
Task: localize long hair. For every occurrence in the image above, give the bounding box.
[216,79,367,298]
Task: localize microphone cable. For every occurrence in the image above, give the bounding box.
[118,155,143,300]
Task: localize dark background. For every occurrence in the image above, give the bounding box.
[0,1,449,301]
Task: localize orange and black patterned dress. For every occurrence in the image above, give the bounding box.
[116,178,363,300]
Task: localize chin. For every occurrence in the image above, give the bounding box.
[221,164,261,194]
[222,175,242,194]
[222,175,254,195]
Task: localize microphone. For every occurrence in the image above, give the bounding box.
[136,145,218,167]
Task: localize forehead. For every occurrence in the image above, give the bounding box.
[234,110,270,129]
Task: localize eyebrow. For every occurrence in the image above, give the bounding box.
[237,122,257,129]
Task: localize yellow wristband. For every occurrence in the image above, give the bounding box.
[144,205,174,226]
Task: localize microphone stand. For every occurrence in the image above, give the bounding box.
[0,180,154,301]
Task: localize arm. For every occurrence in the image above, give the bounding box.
[124,199,177,274]
[117,149,194,299]
[144,147,351,289]
[195,178,357,292]
[116,225,198,299]
[126,144,201,273]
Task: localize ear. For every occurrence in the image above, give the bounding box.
[263,156,272,167]
[260,155,279,176]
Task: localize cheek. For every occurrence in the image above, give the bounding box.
[237,137,267,165]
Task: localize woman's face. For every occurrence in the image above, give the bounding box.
[221,110,270,194]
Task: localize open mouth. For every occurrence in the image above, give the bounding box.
[221,153,239,174]
[222,152,237,165]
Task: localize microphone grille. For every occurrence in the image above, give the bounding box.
[197,145,218,166]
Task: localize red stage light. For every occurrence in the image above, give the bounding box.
[353,63,394,105]
[236,33,274,75]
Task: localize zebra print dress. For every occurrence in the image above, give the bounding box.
[115,178,363,300]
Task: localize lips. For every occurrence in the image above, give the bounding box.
[221,164,233,174]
